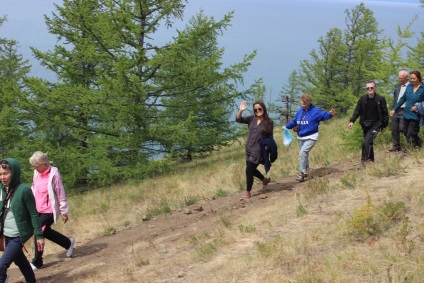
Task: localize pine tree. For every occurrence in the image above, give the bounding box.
[0,17,32,164]
[19,0,257,186]
[297,3,382,114]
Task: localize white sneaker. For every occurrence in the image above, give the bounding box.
[30,263,38,271]
[66,238,75,257]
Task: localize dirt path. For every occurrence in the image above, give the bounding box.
[8,155,373,282]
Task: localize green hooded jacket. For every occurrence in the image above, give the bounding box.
[0,158,43,243]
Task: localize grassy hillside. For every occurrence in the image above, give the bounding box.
[31,116,424,282]
[62,116,359,238]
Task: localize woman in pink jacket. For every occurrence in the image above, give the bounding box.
[29,151,75,270]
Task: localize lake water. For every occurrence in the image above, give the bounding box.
[2,0,423,103]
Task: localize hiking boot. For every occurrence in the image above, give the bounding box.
[296,172,307,182]
[262,177,271,186]
[387,147,401,152]
[66,238,75,257]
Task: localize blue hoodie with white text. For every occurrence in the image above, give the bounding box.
[285,104,333,138]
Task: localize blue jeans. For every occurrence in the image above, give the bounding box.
[0,236,36,283]
[298,139,317,173]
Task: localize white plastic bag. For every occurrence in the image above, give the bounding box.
[283,127,294,147]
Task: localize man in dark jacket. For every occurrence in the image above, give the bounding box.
[348,81,389,168]
[387,69,409,152]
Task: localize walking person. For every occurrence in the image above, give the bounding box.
[236,101,273,200]
[349,81,389,168]
[387,69,409,152]
[284,94,336,182]
[0,158,44,283]
[390,70,424,149]
[29,151,75,270]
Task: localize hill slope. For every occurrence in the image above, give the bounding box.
[8,149,424,282]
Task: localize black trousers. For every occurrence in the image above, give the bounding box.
[33,213,71,266]
[361,122,381,162]
[390,109,405,149]
[245,161,264,192]
[404,118,422,147]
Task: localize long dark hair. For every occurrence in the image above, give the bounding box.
[253,101,273,135]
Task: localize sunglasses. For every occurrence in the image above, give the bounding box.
[366,87,374,90]
[0,164,11,169]
[254,108,263,113]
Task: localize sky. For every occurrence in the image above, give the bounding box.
[1,0,423,103]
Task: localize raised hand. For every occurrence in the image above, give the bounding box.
[239,100,247,111]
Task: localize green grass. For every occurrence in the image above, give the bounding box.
[238,224,257,233]
[219,214,231,228]
[214,188,230,197]
[296,201,308,217]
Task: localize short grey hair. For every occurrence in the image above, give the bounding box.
[399,69,409,77]
[29,151,50,167]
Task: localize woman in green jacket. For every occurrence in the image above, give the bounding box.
[0,158,44,283]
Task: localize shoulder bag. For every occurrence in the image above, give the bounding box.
[0,187,17,251]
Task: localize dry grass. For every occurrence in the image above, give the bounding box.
[55,118,350,243]
[25,117,424,282]
[135,154,424,283]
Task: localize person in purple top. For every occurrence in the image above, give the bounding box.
[236,101,273,199]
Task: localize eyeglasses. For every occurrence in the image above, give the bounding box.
[0,164,11,169]
[32,164,42,169]
[366,87,374,90]
[254,108,263,113]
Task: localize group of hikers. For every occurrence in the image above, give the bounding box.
[0,69,422,282]
[0,152,74,283]
[237,69,424,199]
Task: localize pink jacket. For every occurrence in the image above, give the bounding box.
[31,166,69,223]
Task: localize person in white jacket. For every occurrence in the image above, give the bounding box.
[29,151,75,270]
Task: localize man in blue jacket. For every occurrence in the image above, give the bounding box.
[284,94,336,182]
[349,80,389,169]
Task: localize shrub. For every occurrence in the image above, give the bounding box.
[345,195,381,241]
[377,200,407,227]
[344,195,407,242]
